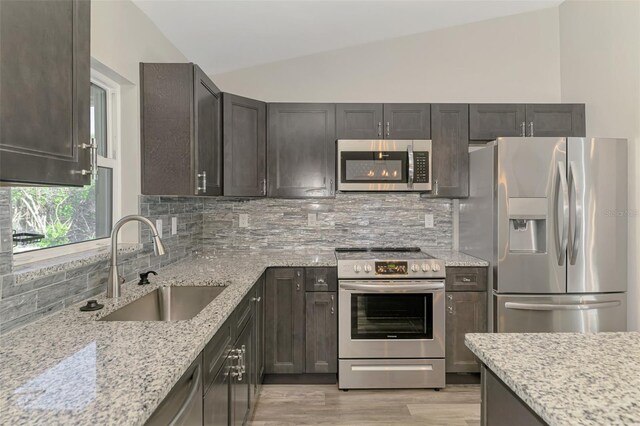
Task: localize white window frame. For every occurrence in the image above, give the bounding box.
[13,69,122,266]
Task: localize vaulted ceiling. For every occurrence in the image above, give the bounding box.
[133,0,563,75]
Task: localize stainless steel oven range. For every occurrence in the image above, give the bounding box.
[336,247,446,389]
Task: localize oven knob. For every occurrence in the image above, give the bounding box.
[422,263,431,272]
[433,264,441,272]
[411,264,419,273]
[353,264,362,273]
[363,264,372,273]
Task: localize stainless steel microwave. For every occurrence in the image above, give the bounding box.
[337,139,432,192]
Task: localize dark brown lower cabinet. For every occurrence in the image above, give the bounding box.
[265,268,305,374]
[483,365,546,425]
[305,292,337,374]
[445,292,487,373]
[204,356,230,426]
[253,275,265,395]
[232,320,253,425]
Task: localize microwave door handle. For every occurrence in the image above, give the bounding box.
[407,145,414,188]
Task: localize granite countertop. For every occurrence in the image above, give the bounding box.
[0,248,485,425]
[465,332,640,426]
[0,249,335,426]
[426,249,488,267]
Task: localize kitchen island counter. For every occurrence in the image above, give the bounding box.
[466,332,640,425]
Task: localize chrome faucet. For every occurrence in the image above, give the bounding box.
[107,215,166,298]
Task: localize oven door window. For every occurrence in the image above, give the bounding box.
[341,152,407,183]
[351,293,433,339]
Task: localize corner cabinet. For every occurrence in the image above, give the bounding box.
[470,103,586,140]
[141,63,222,196]
[336,103,430,139]
[223,93,267,197]
[430,104,469,198]
[267,104,336,198]
[0,0,91,186]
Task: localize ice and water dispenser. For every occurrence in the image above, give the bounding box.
[508,198,547,253]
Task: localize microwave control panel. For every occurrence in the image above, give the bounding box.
[414,152,429,183]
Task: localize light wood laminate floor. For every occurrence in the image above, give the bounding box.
[249,384,481,425]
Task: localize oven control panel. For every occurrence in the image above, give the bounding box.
[337,259,446,279]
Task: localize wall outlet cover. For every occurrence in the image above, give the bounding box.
[424,214,434,229]
[308,212,317,226]
[239,214,249,228]
[171,217,177,235]
[155,219,163,237]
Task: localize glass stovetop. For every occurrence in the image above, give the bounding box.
[335,247,434,260]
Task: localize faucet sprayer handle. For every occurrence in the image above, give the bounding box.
[138,270,158,285]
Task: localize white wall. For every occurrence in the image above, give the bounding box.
[91,0,188,242]
[213,7,561,103]
[559,0,640,330]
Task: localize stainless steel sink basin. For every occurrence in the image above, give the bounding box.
[99,286,226,321]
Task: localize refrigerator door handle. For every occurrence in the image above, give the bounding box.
[504,300,621,311]
[568,161,582,265]
[554,162,569,265]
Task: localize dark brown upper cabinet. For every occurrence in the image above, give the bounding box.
[0,0,91,186]
[140,63,222,196]
[469,104,526,140]
[267,103,336,198]
[383,104,431,139]
[470,103,586,140]
[525,104,585,137]
[336,104,383,139]
[336,103,430,139]
[430,104,469,198]
[223,93,266,197]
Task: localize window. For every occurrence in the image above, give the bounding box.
[11,71,121,255]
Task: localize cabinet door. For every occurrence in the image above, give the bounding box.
[146,355,203,426]
[383,104,430,139]
[265,268,305,373]
[223,93,266,197]
[194,65,222,195]
[232,321,253,426]
[141,63,194,195]
[305,292,337,374]
[203,357,230,426]
[268,104,336,198]
[445,292,487,373]
[336,103,383,139]
[525,104,586,137]
[469,104,526,140]
[0,0,90,186]
[253,275,265,394]
[430,104,469,198]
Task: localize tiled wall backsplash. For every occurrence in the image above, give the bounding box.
[0,192,204,334]
[0,191,452,334]
[202,193,453,250]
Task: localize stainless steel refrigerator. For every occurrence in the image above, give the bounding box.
[460,137,627,333]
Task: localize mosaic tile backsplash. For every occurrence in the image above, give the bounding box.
[0,191,452,333]
[202,193,453,250]
[0,192,203,334]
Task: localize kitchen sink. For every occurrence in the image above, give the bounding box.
[99,286,226,321]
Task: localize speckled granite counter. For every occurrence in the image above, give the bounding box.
[426,250,488,267]
[466,332,640,426]
[0,249,334,426]
[0,248,485,425]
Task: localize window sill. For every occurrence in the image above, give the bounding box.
[12,242,143,285]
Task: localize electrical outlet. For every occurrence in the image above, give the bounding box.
[424,214,434,229]
[308,212,317,226]
[171,217,177,235]
[155,219,163,237]
[239,214,249,228]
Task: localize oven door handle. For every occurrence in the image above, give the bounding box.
[339,282,444,293]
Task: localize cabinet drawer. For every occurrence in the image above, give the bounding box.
[446,267,487,291]
[234,292,254,338]
[305,268,337,292]
[203,319,232,392]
